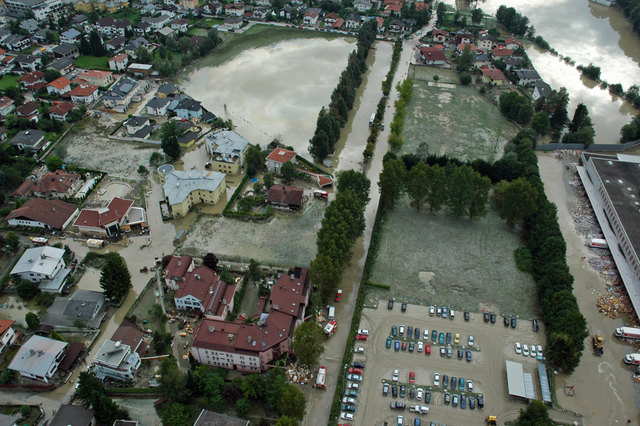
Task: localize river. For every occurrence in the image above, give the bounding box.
[447,0,640,143]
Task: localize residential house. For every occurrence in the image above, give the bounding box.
[19,19,39,32]
[456,43,476,55]
[9,129,46,154]
[388,19,405,33]
[95,16,131,37]
[266,147,297,174]
[193,409,249,426]
[74,197,145,236]
[354,0,372,12]
[11,246,70,293]
[0,128,7,143]
[454,28,472,45]
[383,0,402,16]
[255,0,270,6]
[375,16,384,33]
[16,101,40,124]
[102,77,147,112]
[473,52,491,68]
[170,18,189,32]
[77,70,114,87]
[223,16,243,30]
[124,116,150,135]
[267,185,303,211]
[431,28,448,44]
[4,34,31,51]
[48,102,74,121]
[163,254,194,290]
[502,56,524,71]
[32,28,51,44]
[158,166,226,217]
[93,338,142,381]
[476,32,497,51]
[111,321,147,355]
[105,36,127,52]
[69,84,99,104]
[0,96,15,117]
[49,405,94,426]
[252,7,268,20]
[279,6,293,19]
[323,12,338,26]
[190,267,310,371]
[142,15,171,30]
[8,335,68,383]
[0,320,16,355]
[60,29,82,44]
[71,14,89,28]
[127,63,153,78]
[124,37,150,57]
[134,21,153,36]
[180,0,198,8]
[418,46,446,66]
[480,66,508,86]
[109,53,128,71]
[505,37,523,51]
[145,97,171,116]
[202,1,222,15]
[12,169,80,199]
[532,81,552,101]
[46,77,72,96]
[345,13,360,30]
[157,27,175,37]
[52,44,79,59]
[334,18,344,30]
[492,45,514,59]
[156,83,178,98]
[303,11,319,26]
[225,2,244,16]
[16,55,42,72]
[174,98,202,120]
[174,265,236,318]
[42,290,106,329]
[205,130,249,175]
[5,198,78,230]
[19,71,46,92]
[514,69,541,86]
[47,57,75,76]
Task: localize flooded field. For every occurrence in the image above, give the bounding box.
[181,37,355,153]
[0,294,39,327]
[400,73,519,162]
[369,197,536,317]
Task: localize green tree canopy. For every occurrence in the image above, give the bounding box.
[291,321,325,366]
[99,253,131,303]
[280,161,296,184]
[160,120,180,160]
[246,144,264,177]
[337,170,370,205]
[16,280,40,300]
[378,158,407,209]
[493,177,538,227]
[159,358,192,403]
[278,384,306,420]
[235,398,251,417]
[457,45,473,72]
[531,111,550,135]
[159,403,192,426]
[77,372,129,424]
[46,155,63,171]
[516,400,554,425]
[406,162,429,211]
[25,312,39,330]
[240,373,266,400]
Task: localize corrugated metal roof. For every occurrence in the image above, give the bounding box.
[538,362,552,403]
[523,372,536,399]
[505,360,526,398]
[8,335,67,379]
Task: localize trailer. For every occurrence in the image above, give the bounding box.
[87,239,105,248]
[30,237,48,247]
[614,327,640,340]
[314,366,327,389]
[589,238,608,249]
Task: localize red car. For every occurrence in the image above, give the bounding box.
[335,289,343,302]
[355,334,367,341]
[425,344,431,355]
[349,367,363,375]
[401,341,407,351]
[409,371,415,383]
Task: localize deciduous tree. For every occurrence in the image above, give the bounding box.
[17,280,40,300]
[378,158,406,209]
[160,121,180,160]
[159,358,192,403]
[337,170,370,205]
[99,253,131,303]
[291,321,325,366]
[280,161,296,184]
[202,253,219,271]
[25,312,39,330]
[246,144,264,177]
[278,384,306,420]
[406,162,429,211]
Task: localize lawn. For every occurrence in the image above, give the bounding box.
[0,405,40,425]
[74,55,110,71]
[368,197,537,317]
[400,69,519,162]
[0,75,18,90]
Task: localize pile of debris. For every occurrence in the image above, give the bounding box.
[285,363,313,385]
[597,288,633,319]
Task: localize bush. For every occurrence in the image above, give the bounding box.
[459,71,472,85]
[514,247,533,273]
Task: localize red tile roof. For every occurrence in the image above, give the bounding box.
[419,46,446,62]
[49,101,73,117]
[266,148,296,164]
[458,43,477,52]
[480,66,507,81]
[324,12,338,21]
[69,84,98,97]
[12,170,79,197]
[15,101,38,117]
[492,46,514,57]
[0,96,14,109]
[334,18,344,29]
[111,320,147,354]
[110,53,128,63]
[19,71,44,84]
[0,319,15,337]
[47,77,71,90]
[5,198,78,229]
[267,185,303,207]
[176,265,234,316]
[73,197,134,229]
[415,2,429,10]
[77,70,112,80]
[164,254,193,281]
[505,37,523,47]
[269,267,309,318]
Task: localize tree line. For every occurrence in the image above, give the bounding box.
[388,79,413,151]
[378,157,491,219]
[496,5,531,37]
[310,170,370,301]
[308,20,377,160]
[617,0,640,36]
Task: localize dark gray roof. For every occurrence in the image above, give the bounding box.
[346,12,360,21]
[62,289,104,320]
[72,14,88,24]
[178,130,199,144]
[146,97,170,108]
[106,36,127,47]
[176,98,201,111]
[126,116,149,127]
[104,77,139,100]
[4,34,28,45]
[534,81,551,98]
[10,130,45,147]
[514,69,540,80]
[53,43,78,55]
[133,125,153,138]
[15,54,38,64]
[48,56,75,71]
[157,83,178,94]
[50,404,94,426]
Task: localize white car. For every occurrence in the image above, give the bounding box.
[536,345,543,358]
[450,309,455,319]
[416,388,424,401]
[417,405,429,414]
[354,346,364,354]
[341,412,354,421]
[399,325,405,335]
[433,373,440,386]
[468,335,474,346]
[530,344,537,357]
[392,369,399,381]
[397,415,404,426]
[515,342,522,354]
[429,306,435,316]
[417,341,424,352]
[467,380,473,392]
[358,329,370,336]
[436,307,442,316]
[348,382,359,390]
[523,344,529,356]
[342,397,356,404]
[423,329,429,340]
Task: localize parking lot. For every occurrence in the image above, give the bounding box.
[345,303,547,425]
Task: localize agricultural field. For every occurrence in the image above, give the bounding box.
[400,70,519,162]
[368,197,537,318]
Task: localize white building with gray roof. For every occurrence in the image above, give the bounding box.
[205,130,249,175]
[158,165,226,217]
[8,335,67,383]
[92,339,141,381]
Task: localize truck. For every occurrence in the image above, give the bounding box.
[314,366,327,389]
[30,237,48,247]
[369,113,376,126]
[327,306,335,320]
[87,239,105,248]
[624,353,640,365]
[592,334,604,356]
[614,327,640,340]
[324,320,337,336]
[589,238,609,249]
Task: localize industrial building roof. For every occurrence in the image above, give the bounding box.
[505,360,526,398]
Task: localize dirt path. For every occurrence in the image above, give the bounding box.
[537,153,640,424]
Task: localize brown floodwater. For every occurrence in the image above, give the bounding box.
[181,37,356,153]
[447,0,640,143]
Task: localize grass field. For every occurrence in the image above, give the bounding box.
[75,55,110,71]
[0,75,18,90]
[368,197,537,317]
[401,68,519,162]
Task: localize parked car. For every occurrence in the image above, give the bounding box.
[400,385,406,398]
[511,316,517,328]
[390,401,406,410]
[407,326,413,337]
[468,335,475,346]
[417,341,424,352]
[464,311,470,321]
[446,345,452,358]
[423,329,429,340]
[466,349,472,362]
[399,325,405,335]
[460,394,467,409]
[452,394,459,407]
[442,307,448,319]
[425,390,431,403]
[401,302,407,312]
[409,387,415,399]
[483,312,490,322]
[454,333,460,344]
[523,344,529,356]
[530,344,537,357]
[342,397,356,404]
[341,404,356,413]
[349,368,362,374]
[388,299,394,310]
[503,316,509,327]
[469,396,476,410]
[490,313,496,324]
[335,289,342,302]
[392,325,398,336]
[402,341,408,351]
[416,388,423,401]
[450,376,457,389]
[425,344,431,355]
[358,329,369,336]
[408,342,415,352]
[356,334,367,341]
[444,392,451,405]
[446,332,452,344]
[386,337,393,349]
[429,306,435,316]
[352,362,365,369]
[409,371,415,383]
[394,340,400,351]
[438,333,445,345]
[467,380,473,392]
[354,346,365,353]
[477,394,484,408]
[433,373,440,387]
[536,345,543,358]
[442,374,449,389]
[532,319,539,332]
[457,348,464,359]
[383,383,390,396]
[341,412,354,421]
[392,369,399,381]
[414,327,420,339]
[347,374,362,382]
[348,383,359,390]
[439,346,445,357]
[436,307,442,316]
[431,330,438,341]
[458,377,465,391]
[345,389,358,397]
[450,309,455,319]
[392,385,398,397]
[515,342,522,354]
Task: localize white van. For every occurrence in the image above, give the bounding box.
[328,306,335,320]
[369,113,376,126]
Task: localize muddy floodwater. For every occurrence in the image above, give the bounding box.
[448,0,640,143]
[181,37,355,152]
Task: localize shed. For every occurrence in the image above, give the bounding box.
[537,362,552,404]
[505,360,526,398]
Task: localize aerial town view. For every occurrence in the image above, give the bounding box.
[0,0,639,424]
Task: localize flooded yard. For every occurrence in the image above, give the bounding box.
[369,197,537,317]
